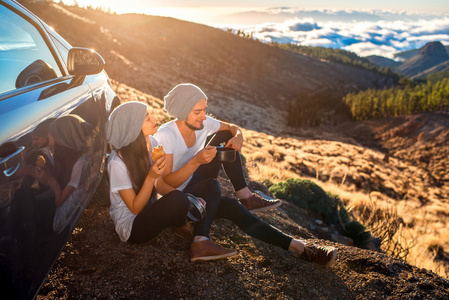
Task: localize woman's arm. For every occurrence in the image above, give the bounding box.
[119,157,165,215]
[35,166,72,208]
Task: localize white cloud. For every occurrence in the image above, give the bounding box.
[218,9,449,57]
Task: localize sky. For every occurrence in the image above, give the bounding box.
[64,1,449,59]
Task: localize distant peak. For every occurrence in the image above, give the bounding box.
[418,41,448,57]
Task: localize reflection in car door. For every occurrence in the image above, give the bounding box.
[0,76,105,300]
[0,1,114,298]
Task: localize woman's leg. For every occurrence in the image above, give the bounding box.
[128,190,189,243]
[183,178,221,238]
[215,196,292,250]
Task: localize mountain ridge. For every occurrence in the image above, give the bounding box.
[396,41,449,78]
[15,1,449,298]
[20,1,394,134]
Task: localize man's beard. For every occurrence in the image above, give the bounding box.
[185,119,204,131]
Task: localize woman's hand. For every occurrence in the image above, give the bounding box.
[148,156,166,180]
[35,165,52,186]
[194,146,217,165]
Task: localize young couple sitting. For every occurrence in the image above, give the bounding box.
[105,83,337,266]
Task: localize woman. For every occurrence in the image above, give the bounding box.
[35,115,93,233]
[105,101,236,261]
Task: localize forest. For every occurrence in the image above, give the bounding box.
[279,44,449,123]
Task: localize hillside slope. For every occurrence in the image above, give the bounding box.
[20,1,394,133]
[37,83,449,299]
[16,1,449,297]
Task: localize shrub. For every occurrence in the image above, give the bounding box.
[269,178,371,247]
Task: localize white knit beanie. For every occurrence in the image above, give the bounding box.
[105,101,147,149]
[164,83,207,120]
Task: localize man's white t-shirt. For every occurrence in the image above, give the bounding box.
[108,136,158,242]
[155,116,220,191]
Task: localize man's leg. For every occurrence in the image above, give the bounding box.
[183,178,237,262]
[202,130,282,213]
[215,196,292,249]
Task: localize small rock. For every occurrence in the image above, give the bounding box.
[331,234,354,246]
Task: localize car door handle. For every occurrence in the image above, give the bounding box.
[0,146,25,177]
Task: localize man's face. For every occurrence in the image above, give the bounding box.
[184,99,207,131]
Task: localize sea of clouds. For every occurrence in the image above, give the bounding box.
[216,8,449,59]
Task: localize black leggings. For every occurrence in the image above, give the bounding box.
[184,178,292,250]
[188,130,247,192]
[128,190,190,243]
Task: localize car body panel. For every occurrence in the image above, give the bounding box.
[0,1,118,298]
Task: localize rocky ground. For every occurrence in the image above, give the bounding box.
[37,174,449,299]
[28,77,447,299]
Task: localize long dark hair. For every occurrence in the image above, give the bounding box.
[54,143,83,188]
[118,131,151,193]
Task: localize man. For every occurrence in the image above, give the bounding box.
[155,83,282,212]
[155,83,337,266]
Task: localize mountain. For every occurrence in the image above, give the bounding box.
[394,45,449,61]
[366,55,401,69]
[18,1,395,133]
[16,1,449,297]
[38,82,449,299]
[414,60,449,79]
[395,41,449,78]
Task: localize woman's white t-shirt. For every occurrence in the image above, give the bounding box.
[154,116,220,191]
[108,136,158,242]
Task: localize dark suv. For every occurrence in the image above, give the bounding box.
[0,0,119,298]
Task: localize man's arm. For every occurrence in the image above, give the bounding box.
[161,147,217,189]
[219,121,244,151]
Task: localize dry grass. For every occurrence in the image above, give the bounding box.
[242,130,449,279]
[111,81,449,279]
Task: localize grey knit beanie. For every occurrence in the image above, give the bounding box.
[105,101,147,149]
[164,83,207,120]
[50,115,92,151]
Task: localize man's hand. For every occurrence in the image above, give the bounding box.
[225,134,243,151]
[194,146,217,164]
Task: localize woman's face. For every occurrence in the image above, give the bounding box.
[141,109,157,136]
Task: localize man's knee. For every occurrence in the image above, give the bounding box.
[207,130,233,146]
[205,178,221,190]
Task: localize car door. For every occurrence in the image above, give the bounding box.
[0,1,113,298]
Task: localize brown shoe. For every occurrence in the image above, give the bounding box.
[300,243,337,266]
[190,239,237,262]
[172,221,194,242]
[239,192,282,213]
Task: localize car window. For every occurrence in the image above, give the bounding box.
[0,4,62,94]
[46,24,71,65]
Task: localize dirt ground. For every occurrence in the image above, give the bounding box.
[36,175,449,299]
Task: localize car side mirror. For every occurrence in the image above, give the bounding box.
[67,47,105,76]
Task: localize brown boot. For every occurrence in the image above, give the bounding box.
[172,221,194,242]
[190,239,237,262]
[239,192,282,213]
[300,243,337,266]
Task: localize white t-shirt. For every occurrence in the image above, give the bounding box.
[53,153,89,234]
[108,136,158,242]
[154,116,220,191]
